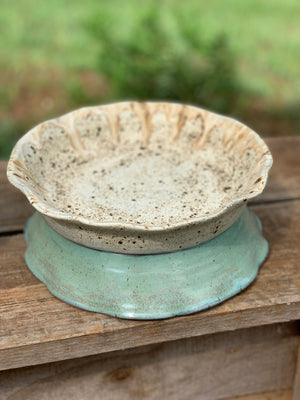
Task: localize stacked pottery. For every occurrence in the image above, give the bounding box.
[7,102,272,319]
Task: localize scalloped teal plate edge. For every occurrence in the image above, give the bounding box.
[24,208,268,320]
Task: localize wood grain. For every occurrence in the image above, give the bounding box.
[0,323,297,400]
[1,137,300,233]
[0,198,299,371]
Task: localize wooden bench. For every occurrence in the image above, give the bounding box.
[0,137,299,399]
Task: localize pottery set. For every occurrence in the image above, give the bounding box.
[7,101,273,319]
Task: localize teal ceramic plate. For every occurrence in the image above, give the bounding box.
[25,208,268,319]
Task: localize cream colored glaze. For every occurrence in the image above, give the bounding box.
[7,101,272,254]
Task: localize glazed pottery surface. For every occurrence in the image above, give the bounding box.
[25,207,268,319]
[8,102,272,254]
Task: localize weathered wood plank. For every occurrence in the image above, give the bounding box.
[0,199,299,370]
[0,323,297,400]
[1,137,300,233]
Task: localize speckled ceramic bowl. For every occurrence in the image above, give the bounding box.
[7,101,272,254]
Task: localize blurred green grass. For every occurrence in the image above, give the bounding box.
[0,0,299,157]
[1,0,299,98]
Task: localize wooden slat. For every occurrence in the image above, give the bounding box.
[0,199,299,371]
[0,323,297,400]
[1,137,300,233]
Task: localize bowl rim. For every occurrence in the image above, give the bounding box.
[7,101,273,232]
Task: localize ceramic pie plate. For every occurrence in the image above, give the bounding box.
[25,207,268,319]
[7,101,272,254]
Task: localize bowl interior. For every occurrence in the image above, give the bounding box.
[8,102,272,228]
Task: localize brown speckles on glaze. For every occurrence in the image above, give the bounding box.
[48,120,85,154]
[7,101,272,254]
